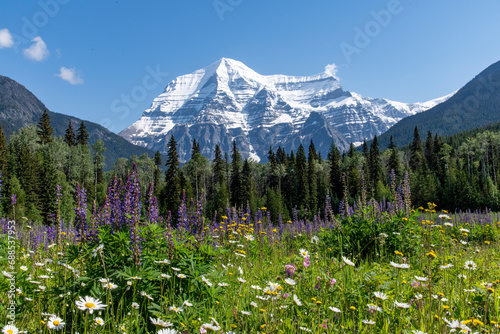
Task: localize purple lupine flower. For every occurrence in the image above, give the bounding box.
[10,194,16,206]
[74,182,88,244]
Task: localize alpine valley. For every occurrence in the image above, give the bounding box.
[120,58,453,162]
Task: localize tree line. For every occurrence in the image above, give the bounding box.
[2,111,500,225]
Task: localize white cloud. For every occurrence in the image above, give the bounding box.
[23,36,49,61]
[324,63,339,79]
[56,66,84,85]
[0,28,14,48]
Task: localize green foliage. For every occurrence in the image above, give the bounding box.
[37,110,54,145]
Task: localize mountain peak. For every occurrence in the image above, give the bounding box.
[121,58,454,162]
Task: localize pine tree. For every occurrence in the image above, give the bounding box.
[268,146,278,189]
[241,159,253,207]
[369,135,382,189]
[17,144,41,216]
[160,135,181,219]
[0,121,7,174]
[64,121,77,146]
[425,131,436,170]
[230,140,242,208]
[327,140,342,199]
[77,121,90,146]
[276,146,287,165]
[387,135,401,179]
[308,141,318,212]
[213,144,225,186]
[410,126,425,171]
[37,110,54,145]
[192,138,200,155]
[295,143,309,209]
[348,143,356,158]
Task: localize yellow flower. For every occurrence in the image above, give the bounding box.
[443,305,450,309]
[231,324,237,328]
[394,251,403,256]
[437,292,444,297]
[485,241,491,244]
[426,251,437,259]
[349,306,356,311]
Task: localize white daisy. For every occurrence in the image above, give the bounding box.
[464,261,477,270]
[299,248,309,258]
[293,294,302,306]
[169,305,183,313]
[374,292,388,300]
[201,276,212,286]
[75,296,107,314]
[94,317,105,326]
[150,318,172,328]
[394,301,410,309]
[47,316,65,330]
[284,278,296,286]
[1,325,19,334]
[342,256,355,267]
[329,306,341,313]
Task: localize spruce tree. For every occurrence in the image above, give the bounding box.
[425,131,436,170]
[213,144,225,186]
[295,143,309,209]
[276,146,287,165]
[230,140,242,208]
[64,121,77,146]
[77,121,90,146]
[387,135,401,178]
[410,126,425,171]
[308,141,318,212]
[369,135,382,189]
[241,159,253,207]
[268,146,278,189]
[160,135,181,219]
[327,140,342,199]
[192,138,200,155]
[37,110,54,145]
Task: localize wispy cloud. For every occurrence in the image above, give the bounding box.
[324,63,339,79]
[56,66,84,85]
[0,28,14,48]
[23,36,49,61]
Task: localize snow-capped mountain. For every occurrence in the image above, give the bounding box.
[120,58,453,162]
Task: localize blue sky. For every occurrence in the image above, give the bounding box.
[0,0,499,133]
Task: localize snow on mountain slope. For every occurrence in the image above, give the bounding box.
[120,58,453,162]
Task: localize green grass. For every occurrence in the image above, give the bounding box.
[1,205,500,333]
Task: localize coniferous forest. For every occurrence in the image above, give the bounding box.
[3,111,500,225]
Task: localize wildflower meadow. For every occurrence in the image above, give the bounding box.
[1,166,500,334]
